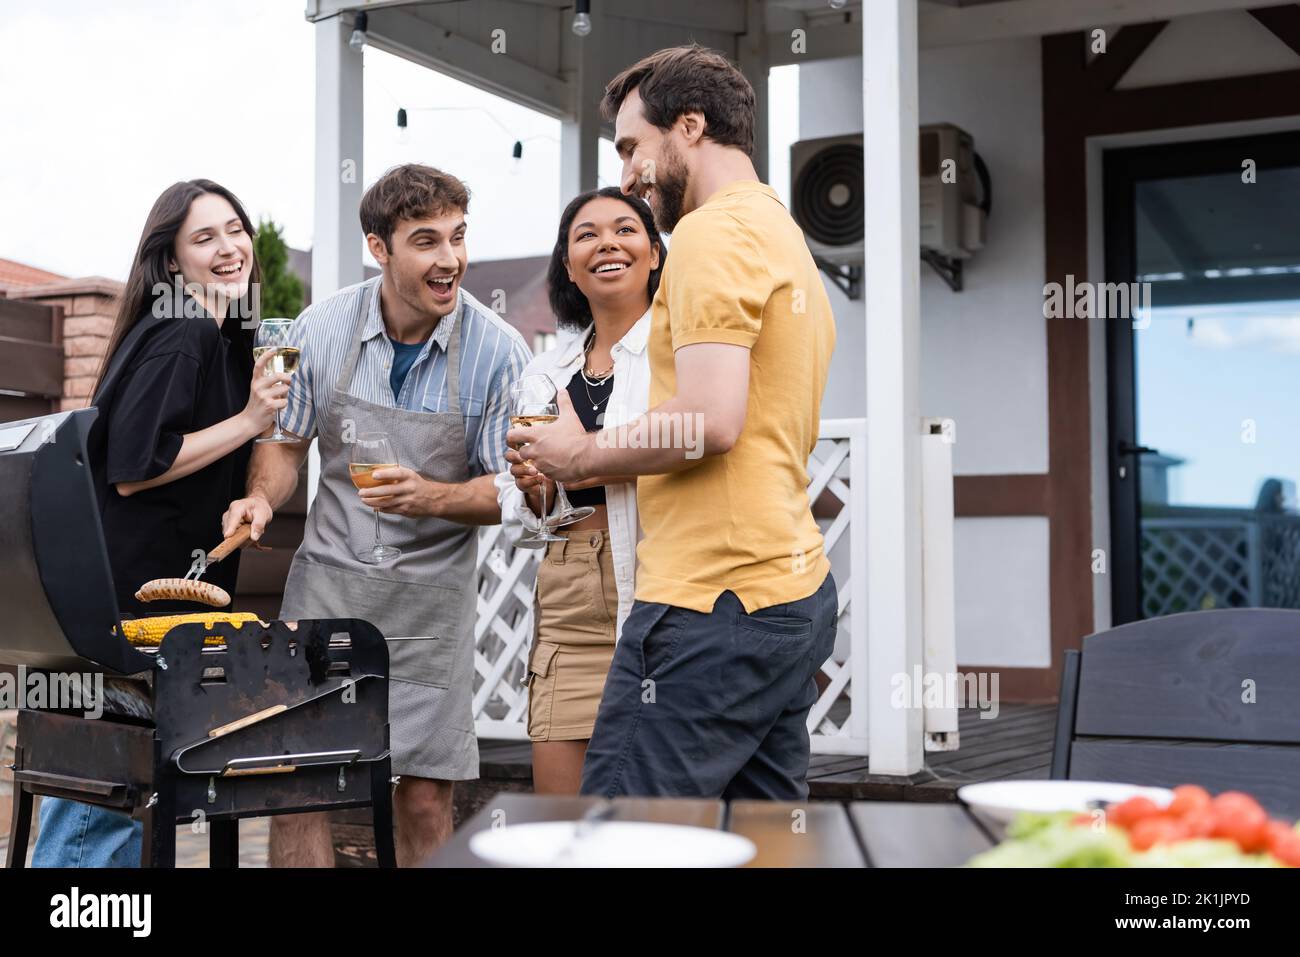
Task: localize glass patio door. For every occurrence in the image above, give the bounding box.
[1105,131,1300,624]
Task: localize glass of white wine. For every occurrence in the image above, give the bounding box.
[349,431,401,564]
[253,317,300,444]
[510,374,593,546]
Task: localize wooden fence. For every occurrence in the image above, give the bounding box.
[0,298,64,422]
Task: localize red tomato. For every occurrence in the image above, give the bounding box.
[1212,791,1265,817]
[1181,808,1217,838]
[1272,833,1300,867]
[1129,816,1182,851]
[1211,798,1268,852]
[1167,785,1212,817]
[1110,796,1162,829]
[1071,812,1094,827]
[1262,820,1294,854]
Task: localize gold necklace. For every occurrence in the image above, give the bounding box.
[579,332,613,411]
[582,333,614,382]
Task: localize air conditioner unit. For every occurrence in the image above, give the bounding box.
[790,134,864,268]
[918,123,986,261]
[791,125,989,291]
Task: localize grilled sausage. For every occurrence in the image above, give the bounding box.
[134,578,232,608]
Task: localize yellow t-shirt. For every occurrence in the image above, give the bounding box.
[634,180,835,614]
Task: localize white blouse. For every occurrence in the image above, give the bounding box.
[494,308,652,639]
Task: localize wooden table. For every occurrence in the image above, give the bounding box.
[425,794,999,867]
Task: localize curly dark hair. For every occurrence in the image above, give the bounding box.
[547,187,664,332]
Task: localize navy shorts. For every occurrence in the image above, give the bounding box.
[580,572,838,801]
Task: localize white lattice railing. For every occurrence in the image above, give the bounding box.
[1141,519,1257,619]
[470,522,536,739]
[470,417,954,762]
[804,418,868,755]
[1141,514,1300,618]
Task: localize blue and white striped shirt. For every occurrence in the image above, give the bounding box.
[281,276,532,476]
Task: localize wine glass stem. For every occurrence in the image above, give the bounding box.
[373,507,383,550]
[273,409,284,439]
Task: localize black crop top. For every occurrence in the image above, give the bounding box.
[565,370,614,508]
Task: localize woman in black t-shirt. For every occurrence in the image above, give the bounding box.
[31,179,291,869]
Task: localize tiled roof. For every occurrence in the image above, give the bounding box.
[0,258,66,288]
[460,255,554,341]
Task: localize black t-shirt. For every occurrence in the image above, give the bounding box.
[565,371,614,508]
[88,307,253,616]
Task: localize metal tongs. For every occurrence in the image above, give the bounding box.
[186,524,253,581]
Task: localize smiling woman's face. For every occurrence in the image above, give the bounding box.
[171,192,253,306]
[565,195,659,309]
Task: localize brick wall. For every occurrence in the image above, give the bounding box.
[8,278,122,410]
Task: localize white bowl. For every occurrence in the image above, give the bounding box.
[958,780,1175,826]
[468,821,757,868]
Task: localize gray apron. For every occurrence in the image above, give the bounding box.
[280,280,479,778]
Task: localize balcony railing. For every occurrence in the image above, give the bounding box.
[1141,512,1300,618]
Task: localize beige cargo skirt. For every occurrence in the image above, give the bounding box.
[526,529,619,742]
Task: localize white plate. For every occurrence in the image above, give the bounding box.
[468,821,757,868]
[958,780,1174,825]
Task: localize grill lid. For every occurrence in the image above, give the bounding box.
[0,408,151,674]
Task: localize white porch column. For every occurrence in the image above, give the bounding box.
[309,13,365,504]
[559,9,603,202]
[865,0,925,775]
[738,0,769,183]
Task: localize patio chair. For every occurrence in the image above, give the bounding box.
[1050,608,1300,817]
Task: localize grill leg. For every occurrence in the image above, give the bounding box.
[5,773,32,869]
[209,818,239,868]
[141,768,176,868]
[371,757,396,869]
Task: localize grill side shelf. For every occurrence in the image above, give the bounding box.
[170,676,389,775]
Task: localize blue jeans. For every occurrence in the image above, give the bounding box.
[31,798,142,868]
[581,573,839,800]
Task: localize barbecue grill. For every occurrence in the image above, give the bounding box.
[0,409,395,867]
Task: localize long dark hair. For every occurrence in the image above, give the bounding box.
[547,186,663,331]
[94,179,260,394]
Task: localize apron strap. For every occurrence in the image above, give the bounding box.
[443,301,465,417]
[335,278,467,417]
[336,279,378,394]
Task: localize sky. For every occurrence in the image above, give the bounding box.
[1138,299,1300,509]
[0,0,798,280]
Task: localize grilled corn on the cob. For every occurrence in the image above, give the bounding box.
[120,612,263,646]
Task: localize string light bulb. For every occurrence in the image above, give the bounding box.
[572,1,592,37]
[349,11,368,51]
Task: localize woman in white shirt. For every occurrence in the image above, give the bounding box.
[497,186,662,794]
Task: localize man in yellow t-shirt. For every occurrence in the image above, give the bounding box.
[508,44,837,800]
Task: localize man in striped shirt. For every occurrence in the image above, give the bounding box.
[223,165,531,866]
[277,263,530,471]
